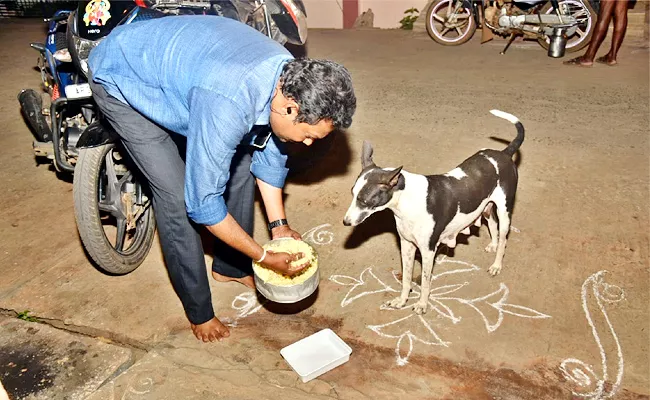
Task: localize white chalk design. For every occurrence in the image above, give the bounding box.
[368,314,449,366]
[559,271,625,400]
[330,267,399,307]
[302,223,334,245]
[330,255,551,365]
[223,292,265,327]
[121,373,155,399]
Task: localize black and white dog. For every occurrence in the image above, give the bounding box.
[343,110,524,314]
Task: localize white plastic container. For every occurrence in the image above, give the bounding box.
[280,329,352,383]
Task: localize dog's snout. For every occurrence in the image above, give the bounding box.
[343,218,351,226]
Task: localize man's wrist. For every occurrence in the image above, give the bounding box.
[268,218,288,231]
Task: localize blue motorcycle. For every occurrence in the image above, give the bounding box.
[18,0,308,274]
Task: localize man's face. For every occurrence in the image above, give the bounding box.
[269,84,335,146]
[270,114,334,146]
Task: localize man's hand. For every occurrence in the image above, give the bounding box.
[271,224,302,240]
[261,250,310,276]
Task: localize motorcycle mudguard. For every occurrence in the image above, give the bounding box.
[76,119,117,149]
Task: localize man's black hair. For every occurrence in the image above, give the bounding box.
[279,58,356,129]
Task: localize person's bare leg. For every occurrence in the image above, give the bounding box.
[597,0,628,65]
[565,0,616,66]
[211,271,256,289]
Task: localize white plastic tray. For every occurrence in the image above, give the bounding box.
[280,329,352,383]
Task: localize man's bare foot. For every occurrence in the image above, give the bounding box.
[190,317,230,342]
[563,56,593,67]
[211,271,256,289]
[596,55,618,66]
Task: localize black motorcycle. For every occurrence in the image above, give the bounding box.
[18,0,308,274]
[424,0,598,56]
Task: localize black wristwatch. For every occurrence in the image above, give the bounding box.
[268,219,289,231]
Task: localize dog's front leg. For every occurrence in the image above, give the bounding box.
[413,246,438,315]
[384,238,417,309]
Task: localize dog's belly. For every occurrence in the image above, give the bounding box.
[440,198,490,248]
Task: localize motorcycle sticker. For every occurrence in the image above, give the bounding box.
[83,0,111,27]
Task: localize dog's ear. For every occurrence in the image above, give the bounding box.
[387,166,403,187]
[361,140,375,169]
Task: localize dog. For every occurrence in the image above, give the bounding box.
[343,110,524,315]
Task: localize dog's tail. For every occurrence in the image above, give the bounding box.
[490,109,524,157]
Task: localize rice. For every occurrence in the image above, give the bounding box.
[252,239,318,286]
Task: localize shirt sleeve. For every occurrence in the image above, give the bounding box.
[185,87,249,226]
[250,134,289,188]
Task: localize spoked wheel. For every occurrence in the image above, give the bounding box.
[73,144,156,275]
[538,0,597,53]
[426,0,477,45]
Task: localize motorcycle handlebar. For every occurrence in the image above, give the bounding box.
[44,13,70,23]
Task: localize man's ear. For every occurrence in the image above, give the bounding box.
[274,84,299,117]
[285,99,299,119]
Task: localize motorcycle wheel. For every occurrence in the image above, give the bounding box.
[538,0,597,53]
[73,144,156,275]
[426,0,477,45]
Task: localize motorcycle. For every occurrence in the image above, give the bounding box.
[424,0,597,56]
[17,0,308,275]
[152,0,308,45]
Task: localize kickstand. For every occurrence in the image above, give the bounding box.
[500,33,517,55]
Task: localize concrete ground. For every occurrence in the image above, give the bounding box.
[0,19,648,400]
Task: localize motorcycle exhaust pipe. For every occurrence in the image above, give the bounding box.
[548,27,568,58]
[17,89,52,142]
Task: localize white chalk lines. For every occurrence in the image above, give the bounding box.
[225,223,626,399]
[330,255,552,366]
[560,270,625,400]
[302,223,334,246]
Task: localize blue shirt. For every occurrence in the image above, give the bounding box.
[88,15,294,225]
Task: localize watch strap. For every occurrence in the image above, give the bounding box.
[268,219,288,231]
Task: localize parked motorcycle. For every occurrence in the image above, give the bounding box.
[152,0,308,45]
[17,0,308,275]
[425,0,597,56]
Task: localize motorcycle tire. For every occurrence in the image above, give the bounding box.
[537,0,597,53]
[426,0,477,46]
[73,144,156,275]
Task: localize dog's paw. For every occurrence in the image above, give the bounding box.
[484,242,498,253]
[383,297,408,310]
[412,302,428,315]
[488,263,502,276]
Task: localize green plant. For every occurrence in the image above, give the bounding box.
[400,7,420,30]
[17,310,38,322]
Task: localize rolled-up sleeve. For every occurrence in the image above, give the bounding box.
[185,87,248,226]
[250,135,288,188]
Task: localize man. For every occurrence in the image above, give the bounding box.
[88,15,356,342]
[564,0,630,66]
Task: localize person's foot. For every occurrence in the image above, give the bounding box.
[596,55,618,66]
[563,56,593,67]
[191,317,230,342]
[211,271,256,289]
